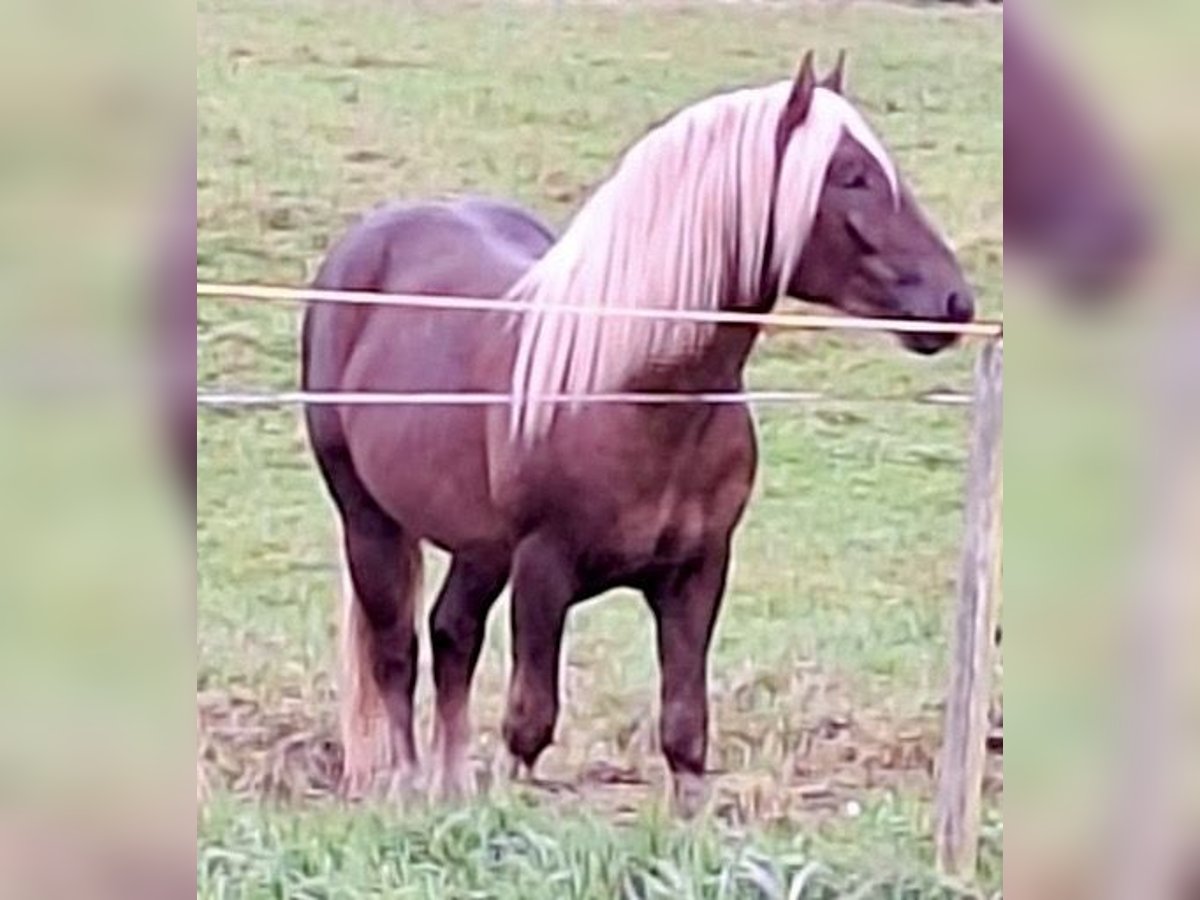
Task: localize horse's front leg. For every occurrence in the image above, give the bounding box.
[646,544,730,818]
[502,533,577,779]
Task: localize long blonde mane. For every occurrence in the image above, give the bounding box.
[508,82,897,440]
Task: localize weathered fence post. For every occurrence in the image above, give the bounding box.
[935,338,1003,878]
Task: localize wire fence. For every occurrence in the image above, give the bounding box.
[197,282,1001,410]
[197,283,1002,337]
[197,388,975,408]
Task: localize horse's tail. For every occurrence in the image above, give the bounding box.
[337,525,423,786]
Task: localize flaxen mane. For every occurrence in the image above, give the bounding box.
[508,82,898,439]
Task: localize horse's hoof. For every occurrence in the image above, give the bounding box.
[339,768,375,802]
[432,764,475,804]
[506,754,532,784]
[384,767,423,805]
[670,771,709,819]
[340,765,422,805]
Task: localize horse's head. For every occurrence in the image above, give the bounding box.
[782,53,976,355]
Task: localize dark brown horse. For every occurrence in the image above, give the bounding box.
[301,54,975,813]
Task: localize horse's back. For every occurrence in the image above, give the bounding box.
[455,196,556,251]
[316,196,553,293]
[303,198,553,392]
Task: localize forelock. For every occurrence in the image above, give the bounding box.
[813,88,899,205]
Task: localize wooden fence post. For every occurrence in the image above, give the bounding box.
[935,338,1003,878]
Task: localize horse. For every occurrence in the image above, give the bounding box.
[300,52,976,814]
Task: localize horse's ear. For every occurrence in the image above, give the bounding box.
[822,50,847,94]
[781,51,818,133]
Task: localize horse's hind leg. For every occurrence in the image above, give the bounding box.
[502,533,577,779]
[646,545,730,818]
[337,513,422,797]
[429,549,509,800]
[311,436,423,798]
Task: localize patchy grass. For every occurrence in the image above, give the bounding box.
[197,0,1002,894]
[199,795,1001,899]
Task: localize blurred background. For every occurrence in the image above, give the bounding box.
[1003,2,1199,898]
[0,0,192,891]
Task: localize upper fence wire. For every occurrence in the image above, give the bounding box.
[197,283,1002,337]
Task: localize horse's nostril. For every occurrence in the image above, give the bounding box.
[947,290,974,323]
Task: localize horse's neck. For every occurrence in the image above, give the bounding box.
[623,324,761,394]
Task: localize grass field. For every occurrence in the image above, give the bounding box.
[197,1,1003,895]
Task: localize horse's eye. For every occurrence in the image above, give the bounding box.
[843,173,868,190]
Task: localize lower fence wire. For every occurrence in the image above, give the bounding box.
[196,389,974,409]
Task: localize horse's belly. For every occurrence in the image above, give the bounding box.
[538,413,758,580]
[344,405,508,550]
